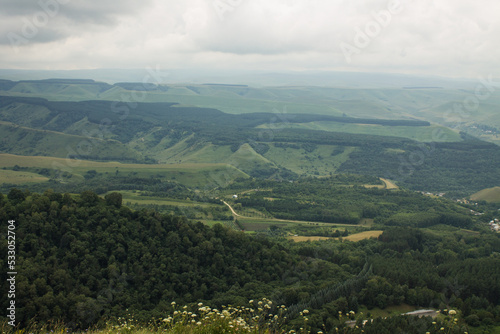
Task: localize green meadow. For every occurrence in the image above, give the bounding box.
[0,153,248,188]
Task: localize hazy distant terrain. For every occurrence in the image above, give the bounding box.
[1,75,498,146]
[0,78,499,197]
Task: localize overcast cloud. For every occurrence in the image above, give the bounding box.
[0,0,498,78]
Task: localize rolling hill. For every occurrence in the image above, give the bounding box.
[0,85,499,197]
[470,187,500,203]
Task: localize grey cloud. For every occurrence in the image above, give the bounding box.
[1,0,151,20]
[0,0,46,16]
[0,27,64,46]
[0,0,152,46]
[56,1,153,25]
[0,0,498,78]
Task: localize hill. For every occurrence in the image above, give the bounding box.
[0,122,144,162]
[1,78,499,147]
[470,187,500,203]
[0,95,499,196]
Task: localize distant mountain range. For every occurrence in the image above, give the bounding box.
[0,69,478,88]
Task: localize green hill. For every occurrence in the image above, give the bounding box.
[0,122,145,162]
[2,78,500,146]
[0,95,499,196]
[470,187,500,203]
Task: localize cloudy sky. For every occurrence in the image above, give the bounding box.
[0,0,498,79]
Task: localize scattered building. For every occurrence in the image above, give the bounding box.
[489,219,500,232]
[421,191,446,197]
[404,309,438,318]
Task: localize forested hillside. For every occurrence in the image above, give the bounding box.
[1,189,500,332]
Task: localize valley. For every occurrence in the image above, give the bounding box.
[1,78,500,333]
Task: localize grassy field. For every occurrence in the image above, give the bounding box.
[0,122,141,161]
[238,218,296,231]
[0,153,248,188]
[343,230,383,241]
[424,224,480,237]
[357,304,419,319]
[0,169,49,184]
[289,230,383,242]
[380,178,398,190]
[159,139,360,177]
[263,144,356,175]
[289,236,333,242]
[470,186,500,203]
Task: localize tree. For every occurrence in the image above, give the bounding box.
[105,192,122,208]
[8,188,25,202]
[80,190,99,206]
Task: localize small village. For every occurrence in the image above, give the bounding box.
[489,218,500,232]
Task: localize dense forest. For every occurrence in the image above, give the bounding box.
[1,189,500,332]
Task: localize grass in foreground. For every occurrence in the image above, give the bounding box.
[1,303,470,334]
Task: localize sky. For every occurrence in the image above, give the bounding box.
[0,0,499,79]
